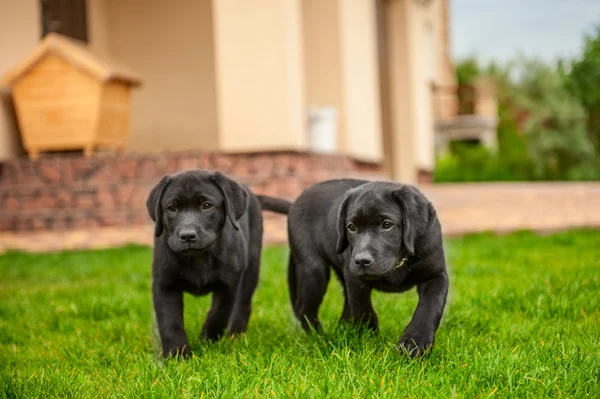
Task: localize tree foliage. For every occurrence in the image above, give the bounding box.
[512,58,594,179]
[437,52,600,182]
[567,24,600,150]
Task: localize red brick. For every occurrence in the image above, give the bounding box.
[137,159,158,178]
[251,155,274,175]
[71,158,100,181]
[37,189,57,210]
[74,191,97,209]
[15,218,33,232]
[289,155,309,174]
[53,218,67,230]
[2,196,20,211]
[63,216,74,228]
[100,213,128,227]
[37,163,61,183]
[250,184,267,196]
[115,185,135,205]
[0,163,17,185]
[97,186,115,208]
[117,159,138,179]
[88,165,118,184]
[213,154,234,173]
[62,159,75,183]
[31,217,47,231]
[17,163,43,186]
[131,212,151,226]
[417,170,433,184]
[260,182,279,197]
[0,218,14,231]
[273,178,301,198]
[179,157,199,171]
[164,157,180,174]
[130,185,150,208]
[198,153,212,169]
[272,153,292,176]
[55,189,72,208]
[71,217,88,229]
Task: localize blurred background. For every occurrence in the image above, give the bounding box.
[0,0,599,252]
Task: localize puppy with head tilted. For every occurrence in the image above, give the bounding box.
[287,179,448,356]
[147,170,290,358]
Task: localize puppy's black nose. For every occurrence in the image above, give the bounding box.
[179,229,197,243]
[354,253,373,269]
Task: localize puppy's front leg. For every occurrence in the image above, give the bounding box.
[201,288,235,341]
[343,272,378,331]
[398,272,448,357]
[153,282,190,358]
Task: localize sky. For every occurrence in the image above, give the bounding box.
[451,0,600,64]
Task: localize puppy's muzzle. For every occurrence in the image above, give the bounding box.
[179,228,198,244]
[354,252,374,270]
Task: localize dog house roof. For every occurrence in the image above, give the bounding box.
[1,32,142,87]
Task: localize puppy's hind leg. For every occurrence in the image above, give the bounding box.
[288,253,298,317]
[292,253,330,333]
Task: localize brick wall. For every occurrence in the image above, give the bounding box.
[0,151,384,237]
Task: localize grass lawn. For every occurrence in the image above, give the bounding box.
[1,229,599,398]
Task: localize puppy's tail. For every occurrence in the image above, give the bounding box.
[257,195,292,215]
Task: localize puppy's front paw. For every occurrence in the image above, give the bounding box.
[163,344,191,359]
[397,333,434,358]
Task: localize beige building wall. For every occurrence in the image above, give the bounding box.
[382,0,455,180]
[385,0,417,183]
[433,0,458,121]
[411,2,436,173]
[87,0,111,54]
[0,0,40,160]
[212,0,306,152]
[303,0,382,163]
[302,0,345,152]
[339,0,383,163]
[98,0,219,153]
[0,0,454,173]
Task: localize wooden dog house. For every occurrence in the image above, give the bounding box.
[1,33,142,159]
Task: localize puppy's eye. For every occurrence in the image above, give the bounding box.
[382,221,393,230]
[166,204,177,213]
[347,223,356,232]
[201,202,213,210]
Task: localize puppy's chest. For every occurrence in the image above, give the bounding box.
[177,261,228,295]
[367,269,417,293]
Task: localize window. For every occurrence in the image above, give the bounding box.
[40,0,88,42]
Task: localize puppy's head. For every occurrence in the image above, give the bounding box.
[335,182,434,278]
[146,170,248,255]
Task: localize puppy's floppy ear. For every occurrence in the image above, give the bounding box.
[146,175,172,238]
[336,190,355,254]
[210,171,249,231]
[392,185,435,256]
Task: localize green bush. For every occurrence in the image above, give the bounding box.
[456,57,480,86]
[567,24,600,150]
[435,54,600,183]
[434,104,536,183]
[514,58,594,180]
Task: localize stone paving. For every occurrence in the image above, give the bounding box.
[1,182,599,253]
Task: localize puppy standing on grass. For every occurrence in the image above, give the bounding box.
[287,179,448,357]
[146,170,290,358]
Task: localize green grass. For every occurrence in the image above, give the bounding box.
[1,230,599,398]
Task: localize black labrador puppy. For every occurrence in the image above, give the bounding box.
[287,179,448,356]
[146,169,290,358]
